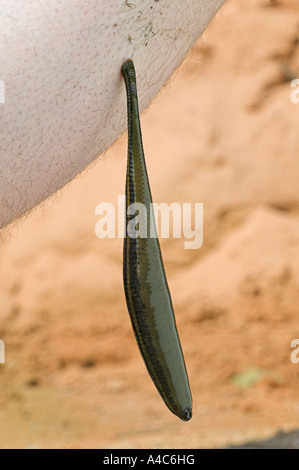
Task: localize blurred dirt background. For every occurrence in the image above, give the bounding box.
[1,0,299,449]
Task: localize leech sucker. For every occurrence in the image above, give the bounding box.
[121,59,192,421]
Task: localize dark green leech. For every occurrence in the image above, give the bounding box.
[122,59,192,421]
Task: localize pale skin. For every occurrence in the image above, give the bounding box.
[0,0,226,229]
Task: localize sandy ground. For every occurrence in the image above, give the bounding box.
[1,0,299,449]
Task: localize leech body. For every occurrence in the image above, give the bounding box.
[121,59,192,421]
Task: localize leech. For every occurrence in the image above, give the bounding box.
[121,59,192,421]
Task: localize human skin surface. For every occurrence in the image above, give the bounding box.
[0,0,226,229]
